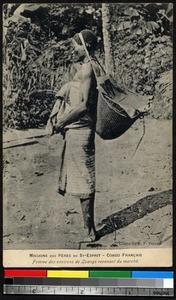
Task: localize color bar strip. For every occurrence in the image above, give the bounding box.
[4,270,47,278]
[47,271,89,278]
[163,279,174,288]
[90,271,131,278]
[132,272,174,279]
[12,278,164,288]
[4,278,14,285]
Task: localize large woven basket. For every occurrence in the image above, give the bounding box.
[77,33,149,140]
[95,75,149,140]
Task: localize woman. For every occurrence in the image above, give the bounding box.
[54,30,100,242]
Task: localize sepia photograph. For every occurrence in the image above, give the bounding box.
[3,2,173,267]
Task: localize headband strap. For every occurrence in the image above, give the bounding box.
[78,32,98,79]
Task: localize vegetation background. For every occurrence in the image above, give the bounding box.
[3,3,173,129]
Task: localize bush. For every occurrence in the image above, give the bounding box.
[4,90,55,129]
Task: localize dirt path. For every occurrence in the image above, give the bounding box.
[3,118,172,250]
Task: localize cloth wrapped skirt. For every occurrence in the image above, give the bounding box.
[58,128,95,198]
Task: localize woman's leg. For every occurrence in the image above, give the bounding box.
[80,193,96,241]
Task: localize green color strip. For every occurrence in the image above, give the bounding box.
[90,271,131,278]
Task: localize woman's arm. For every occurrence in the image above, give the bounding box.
[55,63,93,130]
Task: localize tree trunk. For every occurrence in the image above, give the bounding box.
[102,3,116,76]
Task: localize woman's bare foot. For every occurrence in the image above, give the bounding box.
[80,229,97,243]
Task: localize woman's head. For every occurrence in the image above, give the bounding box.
[71,29,97,62]
[73,29,97,52]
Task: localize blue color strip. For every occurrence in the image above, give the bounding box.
[132,272,174,279]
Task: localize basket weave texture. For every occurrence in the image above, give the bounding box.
[95,75,148,140]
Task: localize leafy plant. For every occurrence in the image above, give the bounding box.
[3,3,173,129]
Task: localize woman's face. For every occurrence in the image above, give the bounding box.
[71,39,86,63]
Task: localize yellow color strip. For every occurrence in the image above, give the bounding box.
[47,270,89,278]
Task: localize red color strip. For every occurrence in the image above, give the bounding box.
[4,270,47,278]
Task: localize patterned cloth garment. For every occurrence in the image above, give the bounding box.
[58,127,95,198]
[58,73,98,198]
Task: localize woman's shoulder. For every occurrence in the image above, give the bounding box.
[83,59,101,76]
[82,61,92,71]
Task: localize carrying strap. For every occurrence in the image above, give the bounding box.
[93,55,106,75]
[132,117,145,157]
[79,33,101,79]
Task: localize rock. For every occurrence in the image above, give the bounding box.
[34,171,44,176]
[148,187,155,192]
[3,233,11,238]
[65,210,78,216]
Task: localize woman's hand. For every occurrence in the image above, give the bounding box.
[54,120,64,134]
